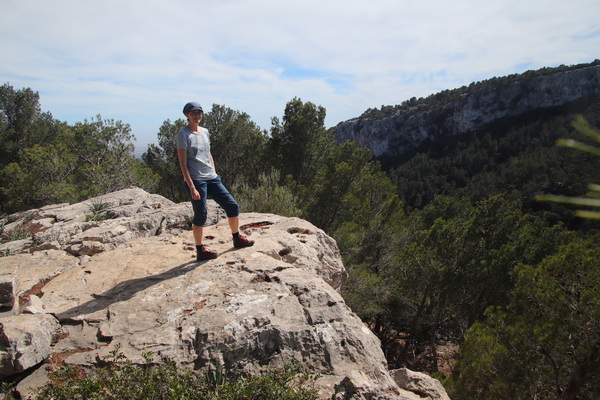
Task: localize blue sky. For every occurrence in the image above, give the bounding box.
[2,0,599,153]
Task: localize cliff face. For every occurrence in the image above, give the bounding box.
[0,188,448,400]
[333,65,600,161]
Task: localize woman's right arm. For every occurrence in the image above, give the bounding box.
[177,148,201,200]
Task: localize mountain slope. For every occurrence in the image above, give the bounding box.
[332,61,600,224]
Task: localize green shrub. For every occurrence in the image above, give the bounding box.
[26,350,318,400]
[85,198,111,222]
[233,169,301,217]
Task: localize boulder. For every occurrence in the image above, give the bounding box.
[0,187,224,258]
[0,314,63,377]
[392,368,451,400]
[0,274,18,309]
[21,294,45,315]
[0,250,81,313]
[0,188,449,399]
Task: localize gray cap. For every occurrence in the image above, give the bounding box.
[183,102,203,115]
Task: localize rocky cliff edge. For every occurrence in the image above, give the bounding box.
[333,64,600,160]
[0,188,448,400]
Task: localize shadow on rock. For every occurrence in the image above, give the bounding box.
[55,260,199,321]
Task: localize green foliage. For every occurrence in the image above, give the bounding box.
[0,84,159,214]
[203,104,269,188]
[209,363,318,400]
[0,83,44,164]
[85,197,111,222]
[448,236,600,400]
[301,138,392,233]
[268,98,328,185]
[344,194,574,371]
[66,116,152,199]
[389,99,600,231]
[0,83,71,211]
[27,351,318,400]
[142,118,187,201]
[233,169,301,217]
[536,115,600,219]
[0,142,79,210]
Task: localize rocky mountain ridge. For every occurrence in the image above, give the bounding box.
[0,188,448,400]
[333,64,600,163]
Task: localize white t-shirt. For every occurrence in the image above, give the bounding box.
[176,126,218,181]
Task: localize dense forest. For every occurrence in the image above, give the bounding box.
[389,98,600,226]
[1,61,599,399]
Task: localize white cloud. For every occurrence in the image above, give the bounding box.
[1,0,599,150]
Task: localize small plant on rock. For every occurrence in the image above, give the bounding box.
[0,221,34,244]
[86,198,111,222]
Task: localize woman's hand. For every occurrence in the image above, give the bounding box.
[190,187,201,200]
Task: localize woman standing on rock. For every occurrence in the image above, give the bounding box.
[177,101,254,261]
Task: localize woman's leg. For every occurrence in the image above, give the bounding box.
[184,180,217,260]
[192,225,204,246]
[207,177,254,247]
[228,216,239,234]
[206,177,239,222]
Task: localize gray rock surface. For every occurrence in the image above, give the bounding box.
[391,368,451,400]
[0,314,63,376]
[0,188,448,399]
[0,187,219,257]
[0,274,17,309]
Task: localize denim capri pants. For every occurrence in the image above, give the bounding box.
[184,176,240,226]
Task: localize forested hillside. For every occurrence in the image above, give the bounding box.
[2,62,599,399]
[334,61,600,226]
[390,98,600,227]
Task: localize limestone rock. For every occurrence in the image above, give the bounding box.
[39,212,410,398]
[0,250,80,311]
[0,314,63,377]
[0,187,224,258]
[0,238,32,256]
[392,368,451,400]
[21,294,45,315]
[0,274,17,309]
[14,365,51,400]
[0,188,449,399]
[333,65,600,161]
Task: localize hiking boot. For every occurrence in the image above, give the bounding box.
[233,233,254,248]
[197,245,218,261]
